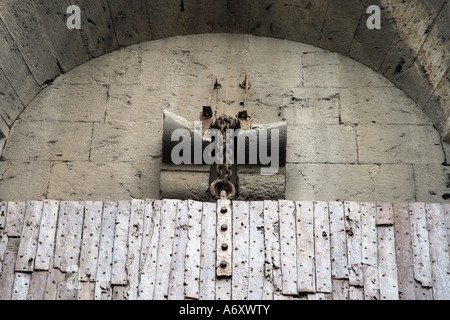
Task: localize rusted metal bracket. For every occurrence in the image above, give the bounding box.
[200,76,218,134]
[216,190,232,277]
[237,73,252,130]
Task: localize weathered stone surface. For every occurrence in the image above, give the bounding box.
[91,121,162,162]
[0,0,60,85]
[47,161,160,200]
[286,163,415,202]
[2,121,92,161]
[238,166,286,200]
[183,0,227,34]
[357,125,445,164]
[413,164,450,203]
[160,171,210,201]
[340,87,432,125]
[0,69,24,127]
[21,84,107,122]
[0,161,51,201]
[287,125,357,163]
[145,0,184,40]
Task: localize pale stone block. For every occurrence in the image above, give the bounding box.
[287,125,357,163]
[413,164,450,203]
[286,163,415,202]
[160,171,210,201]
[357,125,445,164]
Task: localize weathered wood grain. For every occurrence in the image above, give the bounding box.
[363,264,380,300]
[11,272,31,300]
[0,202,6,229]
[314,201,332,293]
[27,271,48,300]
[153,199,177,300]
[377,226,399,300]
[360,202,377,267]
[332,279,349,300]
[35,200,59,271]
[248,201,265,300]
[328,201,348,279]
[278,200,297,296]
[345,201,363,286]
[184,200,203,299]
[78,281,95,300]
[94,201,118,300]
[15,201,43,272]
[126,199,145,300]
[232,201,250,300]
[263,200,282,298]
[376,203,394,226]
[199,202,216,300]
[5,202,25,237]
[111,200,131,285]
[0,250,17,299]
[295,201,315,293]
[426,203,450,300]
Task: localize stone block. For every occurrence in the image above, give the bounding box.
[2,121,92,161]
[91,121,162,162]
[0,161,51,201]
[340,87,431,125]
[184,0,227,34]
[145,0,184,40]
[160,170,210,201]
[0,69,24,126]
[237,166,285,200]
[357,125,445,164]
[21,84,107,122]
[47,160,160,200]
[287,125,357,163]
[413,163,450,203]
[249,35,322,53]
[286,163,415,202]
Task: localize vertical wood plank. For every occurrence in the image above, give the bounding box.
[376,203,395,226]
[332,279,349,300]
[5,202,26,237]
[0,229,6,274]
[168,200,189,300]
[11,272,31,300]
[393,203,416,300]
[0,202,6,229]
[263,200,282,298]
[112,285,128,300]
[215,277,231,300]
[443,203,450,248]
[377,225,399,300]
[344,201,363,286]
[153,199,177,300]
[27,271,48,300]
[43,256,64,300]
[184,200,203,299]
[79,201,103,282]
[409,202,433,288]
[361,202,377,267]
[53,201,85,273]
[216,197,232,278]
[111,201,131,285]
[363,264,379,300]
[328,201,348,279]
[248,201,265,300]
[35,200,59,271]
[348,285,364,300]
[295,201,315,293]
[77,281,95,300]
[15,201,43,272]
[94,201,118,300]
[199,202,216,300]
[126,199,145,300]
[0,250,17,299]
[232,201,250,300]
[314,201,332,293]
[137,200,161,300]
[426,203,450,300]
[278,200,297,296]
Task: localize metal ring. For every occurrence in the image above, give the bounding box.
[209,179,236,200]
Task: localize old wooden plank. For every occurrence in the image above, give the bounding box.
[426,203,450,300]
[344,201,363,286]
[377,226,399,300]
[332,279,349,300]
[274,292,307,300]
[393,203,416,300]
[125,199,145,300]
[56,270,78,300]
[168,200,189,300]
[0,230,6,274]
[328,201,348,279]
[184,200,203,299]
[363,264,380,300]
[216,197,232,278]
[199,202,216,300]
[15,201,43,272]
[0,202,6,229]
[35,200,59,271]
[278,200,297,296]
[248,201,265,300]
[314,201,332,293]
[263,200,282,299]
[54,201,85,273]
[409,202,433,288]
[112,285,128,300]
[111,200,131,285]
[79,201,103,282]
[5,202,26,237]
[0,250,17,299]
[43,255,64,300]
[77,281,95,300]
[348,285,364,300]
[11,272,31,300]
[153,199,178,300]
[295,201,315,293]
[94,201,118,300]
[215,277,231,300]
[232,201,250,300]
[376,203,394,226]
[443,204,450,248]
[307,293,331,300]
[27,271,47,300]
[360,202,377,267]
[137,200,161,300]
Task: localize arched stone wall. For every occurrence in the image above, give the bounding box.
[0,0,448,143]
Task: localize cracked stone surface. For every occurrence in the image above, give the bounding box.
[0,34,448,202]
